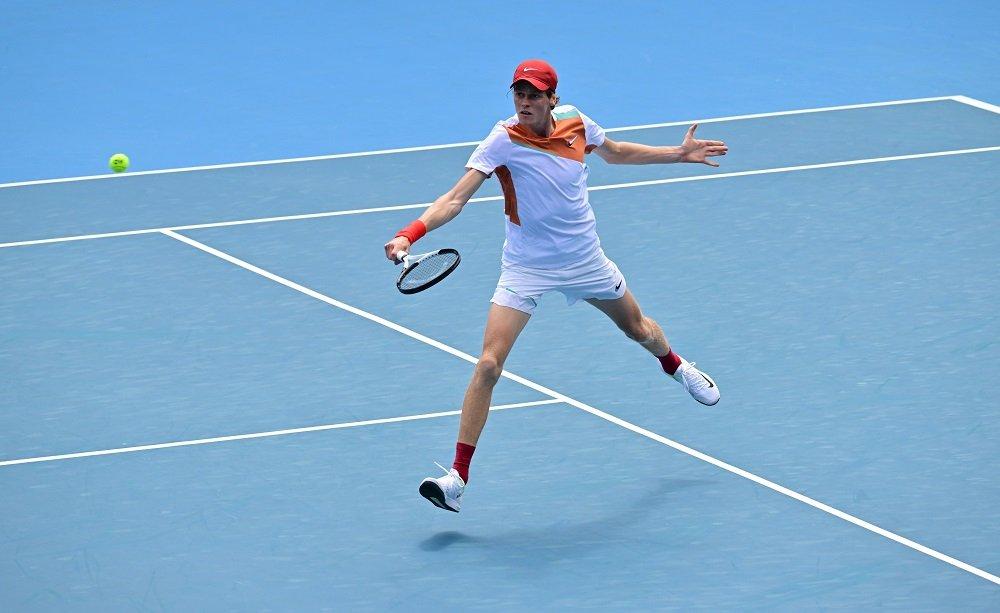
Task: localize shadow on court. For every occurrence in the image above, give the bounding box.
[419,477,714,556]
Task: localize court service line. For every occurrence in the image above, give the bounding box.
[0,399,561,468]
[3,144,1000,251]
[953,95,1000,115]
[161,229,1000,587]
[0,95,959,190]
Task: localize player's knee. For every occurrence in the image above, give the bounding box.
[623,318,652,344]
[474,354,503,385]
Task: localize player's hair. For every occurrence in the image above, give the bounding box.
[509,83,560,108]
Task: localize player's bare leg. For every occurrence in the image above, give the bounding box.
[457,304,531,445]
[419,303,530,512]
[588,290,720,406]
[586,289,670,356]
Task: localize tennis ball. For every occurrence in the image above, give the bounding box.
[109,153,130,173]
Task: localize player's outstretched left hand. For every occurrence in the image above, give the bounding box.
[680,124,728,167]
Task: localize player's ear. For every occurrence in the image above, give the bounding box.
[549,92,560,109]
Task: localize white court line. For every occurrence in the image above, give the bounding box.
[161,228,1000,586]
[603,95,958,132]
[3,144,1000,251]
[586,146,1000,192]
[953,95,1000,115]
[0,399,561,468]
[0,95,960,190]
[0,198,498,249]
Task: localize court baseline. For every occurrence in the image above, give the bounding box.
[0,95,966,191]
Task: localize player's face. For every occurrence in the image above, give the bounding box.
[512,82,554,135]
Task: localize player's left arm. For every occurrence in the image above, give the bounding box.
[593,124,728,166]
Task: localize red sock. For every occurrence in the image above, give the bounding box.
[452,442,476,483]
[657,350,682,375]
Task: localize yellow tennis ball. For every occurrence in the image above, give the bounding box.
[109,153,130,173]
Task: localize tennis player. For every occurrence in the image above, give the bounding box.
[384,59,728,513]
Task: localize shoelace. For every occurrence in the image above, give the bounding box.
[434,462,464,492]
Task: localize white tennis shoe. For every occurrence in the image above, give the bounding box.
[672,359,721,406]
[419,463,465,513]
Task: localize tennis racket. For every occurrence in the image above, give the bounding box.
[394,249,461,294]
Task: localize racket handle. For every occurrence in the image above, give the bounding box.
[396,251,409,265]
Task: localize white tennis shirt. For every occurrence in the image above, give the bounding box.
[465,105,607,270]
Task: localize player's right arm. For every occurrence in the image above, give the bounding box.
[384,168,488,262]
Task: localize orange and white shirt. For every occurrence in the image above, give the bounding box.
[466,105,607,270]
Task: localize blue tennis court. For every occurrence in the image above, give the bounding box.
[2,93,999,609]
[4,2,1000,608]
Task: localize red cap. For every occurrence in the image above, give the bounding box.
[510,59,558,92]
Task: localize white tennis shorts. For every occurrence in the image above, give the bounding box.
[490,251,627,315]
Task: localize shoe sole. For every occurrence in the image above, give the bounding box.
[419,480,459,513]
[696,395,720,407]
[693,372,721,406]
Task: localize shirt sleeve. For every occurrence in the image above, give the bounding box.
[465,123,511,176]
[579,110,606,152]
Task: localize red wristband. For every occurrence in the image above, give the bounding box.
[395,220,427,244]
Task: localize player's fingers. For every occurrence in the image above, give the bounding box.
[686,123,698,138]
[704,159,720,167]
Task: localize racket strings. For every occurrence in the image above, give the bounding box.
[399,252,459,290]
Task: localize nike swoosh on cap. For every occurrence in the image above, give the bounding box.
[522,67,541,72]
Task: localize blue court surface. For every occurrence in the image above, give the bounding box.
[4,3,1000,608]
[2,94,999,610]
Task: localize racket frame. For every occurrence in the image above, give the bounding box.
[395,248,461,294]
